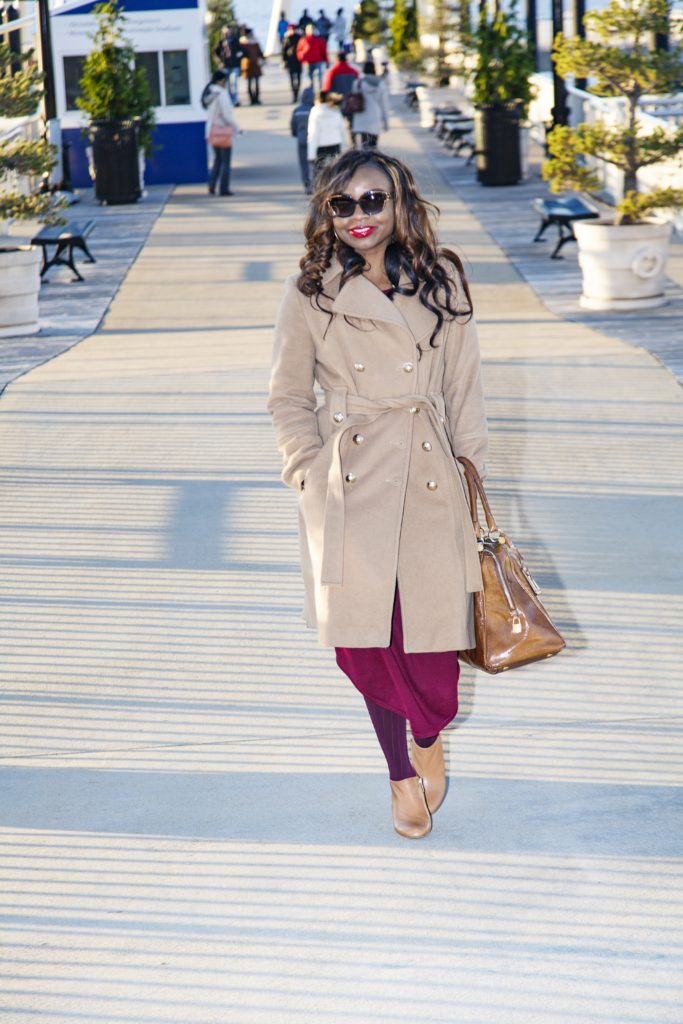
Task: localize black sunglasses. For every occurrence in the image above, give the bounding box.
[326,189,394,218]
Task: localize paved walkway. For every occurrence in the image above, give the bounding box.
[0,186,170,393]
[1,72,682,1023]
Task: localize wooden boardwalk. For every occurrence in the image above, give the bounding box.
[0,186,170,393]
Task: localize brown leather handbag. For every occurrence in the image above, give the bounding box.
[457,457,565,674]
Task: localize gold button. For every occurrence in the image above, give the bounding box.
[352,433,365,445]
[402,362,414,373]
[345,472,357,484]
[354,362,365,372]
[426,480,438,491]
[422,441,432,452]
[409,406,420,414]
[333,412,344,423]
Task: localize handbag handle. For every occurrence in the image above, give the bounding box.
[457,456,499,539]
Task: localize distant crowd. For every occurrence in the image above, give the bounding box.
[205,8,392,197]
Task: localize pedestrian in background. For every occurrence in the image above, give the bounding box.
[277,10,289,45]
[204,70,240,196]
[332,6,346,48]
[298,7,314,30]
[291,86,315,193]
[307,90,345,180]
[351,59,388,149]
[316,8,332,40]
[296,23,328,92]
[240,27,265,106]
[322,49,358,98]
[282,24,303,102]
[224,25,243,105]
[268,149,487,840]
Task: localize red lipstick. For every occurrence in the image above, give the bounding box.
[349,226,376,238]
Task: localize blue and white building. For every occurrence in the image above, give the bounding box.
[50,0,211,187]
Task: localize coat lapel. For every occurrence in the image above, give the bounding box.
[323,260,439,345]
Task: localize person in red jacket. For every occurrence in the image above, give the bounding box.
[296,23,328,91]
[322,53,358,97]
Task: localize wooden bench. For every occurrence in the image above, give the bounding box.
[404,80,428,110]
[433,107,463,133]
[532,197,600,259]
[31,220,96,281]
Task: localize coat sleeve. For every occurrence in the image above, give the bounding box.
[442,315,489,479]
[217,90,240,130]
[267,276,323,491]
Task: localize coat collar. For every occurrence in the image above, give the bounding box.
[322,259,438,345]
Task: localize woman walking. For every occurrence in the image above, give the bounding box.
[351,59,389,149]
[205,70,240,196]
[240,27,265,105]
[267,150,488,839]
[307,90,346,181]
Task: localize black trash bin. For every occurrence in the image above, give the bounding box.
[90,119,141,205]
[474,104,522,187]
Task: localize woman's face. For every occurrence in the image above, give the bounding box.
[328,166,395,262]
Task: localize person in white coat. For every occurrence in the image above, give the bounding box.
[351,60,389,150]
[205,70,241,196]
[307,90,346,180]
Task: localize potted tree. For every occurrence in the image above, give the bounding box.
[543,0,683,310]
[469,1,535,186]
[389,0,421,73]
[77,0,155,205]
[0,41,63,337]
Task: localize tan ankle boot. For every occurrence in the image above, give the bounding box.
[411,735,446,814]
[390,776,432,838]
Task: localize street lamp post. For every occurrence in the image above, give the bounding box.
[36,0,67,189]
[574,0,586,91]
[526,0,538,72]
[550,0,569,127]
[37,0,57,121]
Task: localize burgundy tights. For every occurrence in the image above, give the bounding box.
[364,696,438,781]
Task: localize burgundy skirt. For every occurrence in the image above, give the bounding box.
[335,587,459,739]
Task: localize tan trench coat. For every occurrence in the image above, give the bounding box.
[267,259,488,653]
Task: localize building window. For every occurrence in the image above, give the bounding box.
[163,50,190,105]
[135,51,162,107]
[63,56,86,111]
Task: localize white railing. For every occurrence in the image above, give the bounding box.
[528,72,683,207]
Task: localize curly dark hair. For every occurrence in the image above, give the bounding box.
[298,149,473,347]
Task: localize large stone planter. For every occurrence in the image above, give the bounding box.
[574,219,672,311]
[0,246,41,337]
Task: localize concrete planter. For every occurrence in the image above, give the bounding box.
[574,219,672,311]
[0,246,41,337]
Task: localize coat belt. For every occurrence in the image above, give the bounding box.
[320,391,454,586]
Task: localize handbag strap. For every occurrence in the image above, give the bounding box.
[457,456,499,539]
